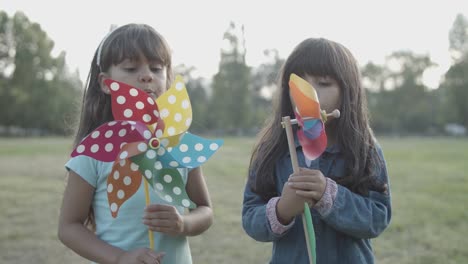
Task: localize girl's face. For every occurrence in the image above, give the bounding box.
[303,74,341,114]
[101,54,167,98]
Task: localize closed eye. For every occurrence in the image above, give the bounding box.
[151,67,163,73]
[318,81,333,87]
[123,67,137,72]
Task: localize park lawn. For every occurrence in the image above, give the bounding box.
[0,137,467,263]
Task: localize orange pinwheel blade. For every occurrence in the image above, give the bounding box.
[289,73,321,119]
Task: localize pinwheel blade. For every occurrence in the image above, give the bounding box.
[105,79,160,125]
[289,74,328,161]
[289,73,321,119]
[71,121,148,162]
[158,133,223,169]
[150,168,196,209]
[107,158,143,218]
[297,127,327,160]
[129,147,161,180]
[156,75,193,147]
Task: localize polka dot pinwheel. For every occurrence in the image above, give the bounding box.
[71,75,223,218]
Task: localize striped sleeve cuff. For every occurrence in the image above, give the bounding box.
[313,177,338,216]
[266,197,295,235]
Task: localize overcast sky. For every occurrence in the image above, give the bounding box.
[4,0,468,88]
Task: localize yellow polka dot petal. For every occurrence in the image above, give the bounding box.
[156,75,192,140]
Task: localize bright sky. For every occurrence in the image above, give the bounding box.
[4,0,468,88]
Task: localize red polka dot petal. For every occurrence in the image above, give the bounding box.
[71,121,149,162]
[104,79,160,125]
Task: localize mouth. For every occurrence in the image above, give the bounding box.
[140,88,156,98]
[146,91,156,98]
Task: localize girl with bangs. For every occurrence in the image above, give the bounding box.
[58,24,213,264]
[242,38,391,263]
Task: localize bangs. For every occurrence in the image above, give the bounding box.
[102,25,171,67]
[288,39,342,80]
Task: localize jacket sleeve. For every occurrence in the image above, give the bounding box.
[242,182,293,242]
[319,146,392,239]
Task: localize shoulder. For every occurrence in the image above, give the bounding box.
[65,155,112,187]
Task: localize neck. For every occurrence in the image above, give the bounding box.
[325,121,337,147]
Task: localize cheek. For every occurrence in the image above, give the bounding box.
[319,90,341,112]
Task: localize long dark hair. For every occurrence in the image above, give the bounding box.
[72,23,173,228]
[249,38,386,201]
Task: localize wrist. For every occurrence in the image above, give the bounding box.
[112,248,126,264]
[276,197,294,225]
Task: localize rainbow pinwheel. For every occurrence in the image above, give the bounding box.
[71,75,223,218]
[281,73,337,264]
[289,73,327,160]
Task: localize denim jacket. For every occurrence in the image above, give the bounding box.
[242,143,391,264]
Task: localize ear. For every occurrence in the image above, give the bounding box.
[98,72,111,94]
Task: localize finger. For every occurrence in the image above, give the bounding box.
[287,182,316,191]
[147,250,165,262]
[144,219,173,228]
[299,167,319,173]
[155,252,166,261]
[295,190,322,200]
[143,211,175,220]
[288,176,319,183]
[145,203,172,212]
[138,250,158,264]
[149,226,174,234]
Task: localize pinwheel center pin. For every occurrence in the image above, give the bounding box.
[149,138,160,149]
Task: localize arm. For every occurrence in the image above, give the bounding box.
[183,167,213,236]
[58,171,164,264]
[320,151,391,239]
[242,180,303,242]
[242,184,279,242]
[144,167,213,236]
[58,170,124,264]
[289,149,391,239]
[320,179,391,239]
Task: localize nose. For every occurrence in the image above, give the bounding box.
[139,67,153,83]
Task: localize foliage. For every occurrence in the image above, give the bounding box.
[442,13,468,129]
[363,51,436,134]
[174,64,209,133]
[209,22,251,134]
[2,12,468,137]
[0,11,81,136]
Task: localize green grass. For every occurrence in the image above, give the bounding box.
[0,137,467,263]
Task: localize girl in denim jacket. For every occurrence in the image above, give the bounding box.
[242,38,391,264]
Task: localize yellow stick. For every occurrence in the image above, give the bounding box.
[282,116,314,264]
[143,179,155,250]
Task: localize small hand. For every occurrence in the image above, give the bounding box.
[276,169,316,224]
[116,248,165,264]
[287,167,327,202]
[143,204,185,236]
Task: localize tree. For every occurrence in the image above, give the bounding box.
[442,59,468,128]
[174,64,209,133]
[209,22,251,134]
[364,51,435,134]
[0,11,81,135]
[250,49,284,131]
[449,13,468,63]
[439,13,468,129]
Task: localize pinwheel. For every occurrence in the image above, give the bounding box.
[281,73,340,264]
[71,75,223,248]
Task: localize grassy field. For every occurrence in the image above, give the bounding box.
[0,137,467,263]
